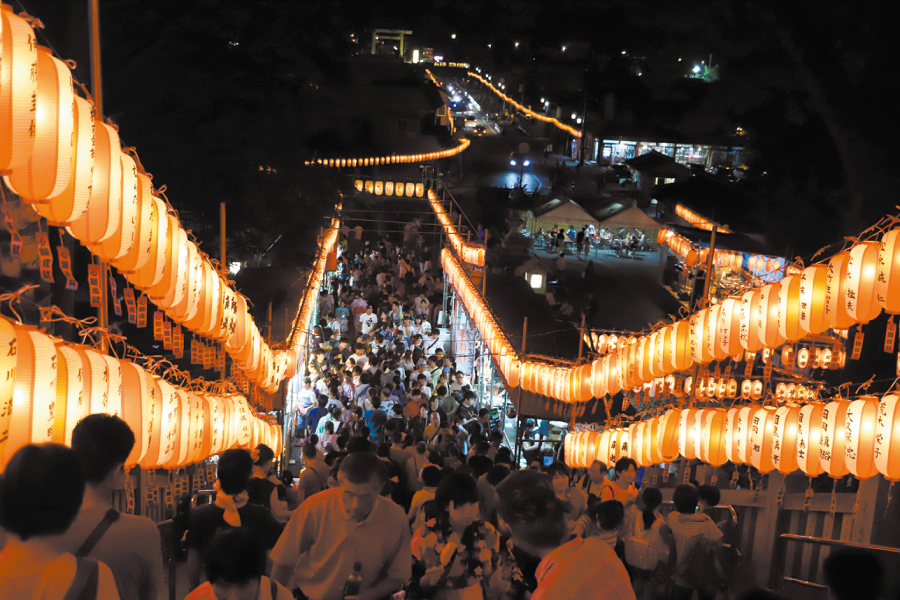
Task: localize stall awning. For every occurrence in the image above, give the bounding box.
[667,224,777,256]
[598,206,661,230]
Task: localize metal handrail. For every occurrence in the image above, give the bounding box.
[772,534,900,592]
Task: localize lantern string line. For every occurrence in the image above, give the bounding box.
[0,284,40,324]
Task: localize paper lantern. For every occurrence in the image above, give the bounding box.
[797,347,810,369]
[3,326,57,468]
[825,252,855,330]
[796,264,829,335]
[656,409,682,462]
[845,242,882,324]
[716,298,742,357]
[757,283,785,349]
[144,214,181,299]
[595,430,613,465]
[160,228,191,311]
[170,241,203,323]
[637,336,653,383]
[156,378,181,467]
[580,430,599,467]
[875,394,900,480]
[406,182,416,197]
[120,361,152,468]
[732,405,756,465]
[128,198,169,289]
[777,275,803,341]
[606,353,621,396]
[101,354,124,418]
[110,173,154,272]
[748,406,777,473]
[699,409,728,467]
[0,6,38,170]
[771,405,801,475]
[51,345,83,447]
[163,389,193,469]
[0,318,16,461]
[689,309,708,364]
[794,403,824,475]
[667,320,692,372]
[678,408,703,460]
[705,304,727,361]
[819,400,850,478]
[739,290,763,352]
[68,122,122,244]
[416,183,425,197]
[33,95,93,225]
[844,398,878,479]
[97,153,139,260]
[877,228,900,314]
[4,47,74,200]
[591,357,607,398]
[138,378,164,469]
[564,430,577,467]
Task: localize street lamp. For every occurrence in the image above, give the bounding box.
[515,41,519,48]
[571,113,577,120]
[510,157,531,188]
[562,45,566,52]
[451,33,457,39]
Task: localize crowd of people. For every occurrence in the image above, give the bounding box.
[0,221,890,600]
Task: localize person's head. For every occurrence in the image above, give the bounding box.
[391,431,404,446]
[474,441,491,456]
[436,385,447,397]
[823,547,884,600]
[338,452,388,521]
[486,465,510,488]
[698,484,721,510]
[0,443,85,541]
[317,394,328,408]
[468,454,493,478]
[70,414,135,489]
[324,421,335,435]
[418,404,428,418]
[302,442,318,462]
[252,444,275,471]
[589,459,607,483]
[614,457,637,485]
[590,500,624,531]
[545,462,571,495]
[371,397,382,410]
[435,473,480,530]
[429,411,441,426]
[427,450,443,466]
[489,430,503,445]
[497,471,570,556]
[672,483,700,514]
[346,436,373,454]
[217,449,254,495]
[204,527,267,600]
[421,465,444,489]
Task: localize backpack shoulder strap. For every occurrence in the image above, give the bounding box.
[271,577,279,599]
[62,556,99,600]
[76,508,120,557]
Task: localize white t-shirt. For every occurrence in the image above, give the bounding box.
[360,313,379,334]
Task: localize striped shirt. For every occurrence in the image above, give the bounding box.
[532,536,636,600]
[666,512,723,569]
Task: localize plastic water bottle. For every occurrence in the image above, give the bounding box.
[342,562,362,599]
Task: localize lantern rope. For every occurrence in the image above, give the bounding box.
[0,284,40,324]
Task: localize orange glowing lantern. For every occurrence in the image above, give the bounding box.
[844,397,878,479]
[700,409,729,467]
[825,252,855,330]
[33,95,93,225]
[0,318,16,460]
[385,181,394,195]
[97,153,139,261]
[877,229,900,314]
[820,400,850,478]
[748,406,777,473]
[797,347,810,369]
[678,408,703,460]
[875,394,900,480]
[374,181,383,195]
[0,6,38,170]
[110,173,154,273]
[667,320,693,372]
[406,182,416,197]
[740,290,764,352]
[716,298,742,357]
[656,409,682,462]
[772,405,801,474]
[777,275,803,341]
[845,242,882,324]
[53,345,84,446]
[757,283,785,349]
[68,122,123,244]
[795,402,824,475]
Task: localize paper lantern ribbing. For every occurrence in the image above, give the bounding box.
[689,309,707,364]
[128,198,169,289]
[845,242,882,325]
[875,394,900,480]
[739,290,764,352]
[3,326,58,468]
[699,409,729,467]
[656,409,682,462]
[877,229,900,314]
[68,122,122,244]
[796,402,825,476]
[705,305,727,361]
[798,265,829,335]
[667,320,692,372]
[716,298,742,357]
[724,406,744,465]
[777,275,803,341]
[4,47,74,201]
[748,406,777,473]
[54,345,85,447]
[844,398,879,479]
[825,252,855,330]
[757,284,785,350]
[33,95,94,225]
[0,318,16,462]
[678,408,702,460]
[771,405,801,475]
[0,6,38,170]
[121,361,152,469]
[97,153,139,261]
[819,400,851,478]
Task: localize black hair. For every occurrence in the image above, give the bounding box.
[698,484,721,507]
[672,483,700,514]
[427,450,443,466]
[590,500,624,531]
[340,452,388,485]
[254,444,275,466]
[496,471,569,550]
[346,436,373,454]
[392,404,404,416]
[302,443,318,459]
[434,473,479,532]
[468,455,493,478]
[641,487,663,529]
[486,465,510,487]
[545,462,571,478]
[204,527,266,585]
[391,431,404,444]
[317,395,328,408]
[421,465,444,488]
[474,441,491,456]
[614,457,637,474]
[823,547,884,600]
[70,414,136,484]
[436,385,447,396]
[376,442,392,458]
[325,421,335,434]
[0,444,85,541]
[217,449,254,495]
[372,397,382,409]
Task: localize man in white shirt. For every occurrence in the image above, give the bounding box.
[359,307,379,335]
[423,331,442,356]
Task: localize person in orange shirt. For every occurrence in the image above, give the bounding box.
[496,470,636,600]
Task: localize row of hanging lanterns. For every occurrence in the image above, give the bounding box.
[674,205,729,233]
[0,314,280,472]
[566,395,900,482]
[657,230,744,270]
[288,219,341,365]
[0,8,303,394]
[440,211,900,406]
[466,72,582,138]
[305,139,471,168]
[429,190,485,267]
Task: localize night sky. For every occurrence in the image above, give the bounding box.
[23,0,897,262]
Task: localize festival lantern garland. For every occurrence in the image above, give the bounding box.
[304,138,471,168]
[466,72,582,137]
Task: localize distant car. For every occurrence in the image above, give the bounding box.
[474,125,486,136]
[464,115,476,122]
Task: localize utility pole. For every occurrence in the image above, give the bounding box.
[89,0,108,354]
